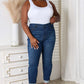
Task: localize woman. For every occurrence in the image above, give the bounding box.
[21,0,60,84]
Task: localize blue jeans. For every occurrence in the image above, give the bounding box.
[27,23,56,84]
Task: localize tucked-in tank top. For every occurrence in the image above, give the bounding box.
[27,0,54,24]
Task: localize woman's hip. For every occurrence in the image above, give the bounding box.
[28,23,56,41]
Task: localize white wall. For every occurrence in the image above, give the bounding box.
[76,0,84,83]
[0,0,27,46]
[61,0,77,82]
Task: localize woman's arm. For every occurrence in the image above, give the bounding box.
[21,0,33,39]
[21,0,39,49]
[49,1,60,23]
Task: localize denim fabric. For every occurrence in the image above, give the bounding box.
[27,23,56,84]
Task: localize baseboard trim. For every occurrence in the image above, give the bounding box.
[61,77,78,84]
[61,78,84,84]
[62,77,76,81]
[78,80,84,84]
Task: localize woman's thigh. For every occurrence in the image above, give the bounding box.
[27,38,42,66]
[42,25,56,61]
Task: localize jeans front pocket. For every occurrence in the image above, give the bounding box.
[29,24,38,31]
[32,31,42,41]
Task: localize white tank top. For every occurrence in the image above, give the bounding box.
[27,0,54,24]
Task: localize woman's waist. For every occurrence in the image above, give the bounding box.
[29,22,54,32]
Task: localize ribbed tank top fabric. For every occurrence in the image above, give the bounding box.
[27,0,54,24]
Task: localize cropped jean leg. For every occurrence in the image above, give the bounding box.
[42,26,56,83]
[27,37,43,84]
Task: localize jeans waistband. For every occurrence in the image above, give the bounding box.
[29,23,53,27]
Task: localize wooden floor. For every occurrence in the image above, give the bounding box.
[38,79,76,84]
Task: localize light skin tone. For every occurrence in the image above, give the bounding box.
[21,0,60,51]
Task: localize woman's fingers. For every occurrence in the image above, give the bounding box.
[36,40,39,44]
[31,39,39,49]
[31,44,33,48]
[33,42,39,49]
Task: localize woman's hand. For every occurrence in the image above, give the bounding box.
[50,16,56,24]
[50,16,60,24]
[30,36,39,49]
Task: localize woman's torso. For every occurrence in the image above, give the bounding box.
[27,0,54,24]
